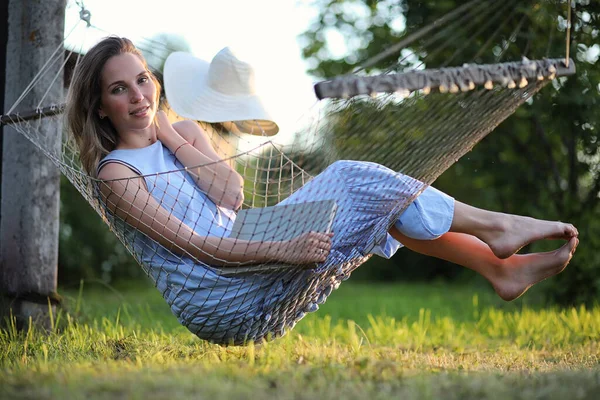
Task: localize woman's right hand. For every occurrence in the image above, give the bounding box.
[156,110,185,148]
[275,232,333,265]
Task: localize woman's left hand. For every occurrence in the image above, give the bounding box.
[274,232,333,265]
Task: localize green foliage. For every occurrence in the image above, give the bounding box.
[59,176,142,284]
[1,282,599,398]
[300,0,600,304]
[138,33,191,73]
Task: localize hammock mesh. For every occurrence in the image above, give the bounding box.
[1,0,575,345]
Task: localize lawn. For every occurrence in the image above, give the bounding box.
[1,279,599,399]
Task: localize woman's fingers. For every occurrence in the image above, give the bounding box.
[284,231,334,264]
[305,232,332,260]
[305,231,333,243]
[156,110,169,126]
[306,238,331,250]
[156,110,181,142]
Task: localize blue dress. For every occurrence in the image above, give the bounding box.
[98,140,454,344]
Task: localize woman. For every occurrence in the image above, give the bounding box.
[66,37,578,345]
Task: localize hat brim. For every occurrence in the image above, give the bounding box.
[164,52,279,136]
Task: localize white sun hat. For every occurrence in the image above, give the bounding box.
[163,47,279,136]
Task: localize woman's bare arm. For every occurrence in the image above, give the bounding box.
[97,162,330,266]
[156,111,244,210]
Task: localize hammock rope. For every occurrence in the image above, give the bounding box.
[1,0,576,345]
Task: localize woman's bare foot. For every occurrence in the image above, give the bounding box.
[491,236,578,301]
[480,214,578,259]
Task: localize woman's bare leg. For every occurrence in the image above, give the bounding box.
[449,201,578,259]
[389,228,578,301]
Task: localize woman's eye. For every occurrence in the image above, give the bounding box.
[111,86,125,94]
[139,76,149,84]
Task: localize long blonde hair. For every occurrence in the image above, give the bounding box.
[66,36,162,177]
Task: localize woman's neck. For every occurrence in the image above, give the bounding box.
[115,125,158,150]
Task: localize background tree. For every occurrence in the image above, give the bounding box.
[138,33,192,73]
[300,0,600,304]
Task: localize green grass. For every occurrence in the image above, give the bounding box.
[1,280,599,399]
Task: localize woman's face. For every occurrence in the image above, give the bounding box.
[98,53,157,133]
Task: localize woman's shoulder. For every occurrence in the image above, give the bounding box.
[97,140,163,179]
[97,161,140,181]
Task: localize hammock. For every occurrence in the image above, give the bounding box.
[1,0,575,345]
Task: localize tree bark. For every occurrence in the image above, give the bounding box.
[0,0,65,331]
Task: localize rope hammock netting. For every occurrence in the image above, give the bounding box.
[1,0,576,345]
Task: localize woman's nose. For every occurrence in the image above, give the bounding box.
[130,87,143,103]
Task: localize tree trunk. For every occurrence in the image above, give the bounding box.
[0,0,65,331]
[0,0,9,201]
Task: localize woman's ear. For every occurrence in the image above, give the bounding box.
[98,109,106,119]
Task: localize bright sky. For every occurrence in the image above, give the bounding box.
[64,0,325,139]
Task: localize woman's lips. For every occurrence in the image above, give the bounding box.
[130,105,150,117]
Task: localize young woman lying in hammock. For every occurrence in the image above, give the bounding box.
[66,36,578,344]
